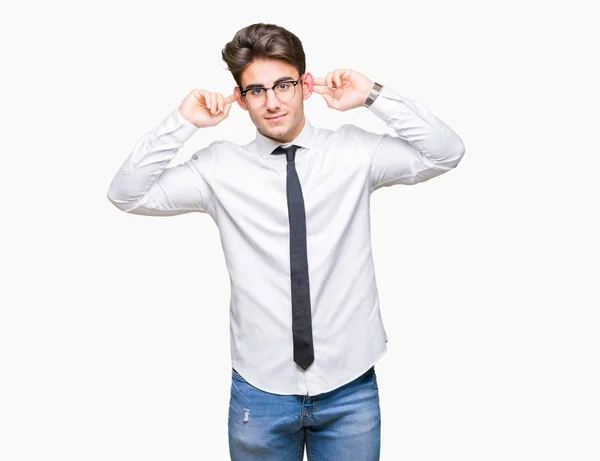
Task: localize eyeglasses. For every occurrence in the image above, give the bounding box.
[240,75,303,108]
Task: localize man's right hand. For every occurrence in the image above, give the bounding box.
[179,89,236,128]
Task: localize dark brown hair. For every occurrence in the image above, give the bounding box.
[221,23,306,88]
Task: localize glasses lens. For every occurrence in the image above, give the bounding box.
[245,82,297,108]
[246,90,266,108]
[274,82,296,101]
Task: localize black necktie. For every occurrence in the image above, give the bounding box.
[271,144,314,370]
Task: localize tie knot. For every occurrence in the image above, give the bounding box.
[271,144,299,162]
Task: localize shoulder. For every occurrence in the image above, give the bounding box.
[186,140,228,175]
[337,123,385,143]
[188,139,251,177]
[323,123,386,155]
[189,139,232,161]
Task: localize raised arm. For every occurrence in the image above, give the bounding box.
[107,90,235,216]
[366,85,465,190]
[312,69,465,191]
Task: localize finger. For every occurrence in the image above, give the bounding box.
[216,101,232,120]
[313,87,334,106]
[192,89,202,102]
[213,93,220,114]
[223,94,235,105]
[216,93,224,114]
[204,92,212,111]
[314,86,339,105]
[334,69,342,89]
[325,72,333,89]
[313,77,326,86]
[339,69,351,83]
[312,85,331,95]
[223,101,232,117]
[210,93,218,114]
[196,89,207,106]
[212,94,219,114]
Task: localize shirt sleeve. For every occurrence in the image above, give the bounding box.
[365,86,466,192]
[107,107,216,217]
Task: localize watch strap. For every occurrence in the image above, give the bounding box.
[364,82,383,108]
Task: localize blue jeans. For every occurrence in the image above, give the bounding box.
[228,366,381,460]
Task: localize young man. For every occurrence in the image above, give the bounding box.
[108,22,465,461]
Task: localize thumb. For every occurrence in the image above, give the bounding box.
[222,101,233,117]
[215,101,233,121]
[311,86,329,95]
[313,87,334,107]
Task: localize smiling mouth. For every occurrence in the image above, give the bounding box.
[266,114,286,121]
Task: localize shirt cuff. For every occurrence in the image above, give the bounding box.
[166,107,200,144]
[366,85,406,120]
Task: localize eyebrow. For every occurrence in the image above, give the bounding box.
[243,76,297,90]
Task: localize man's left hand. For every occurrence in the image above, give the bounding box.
[312,69,374,112]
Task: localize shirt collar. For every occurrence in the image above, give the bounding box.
[254,115,317,157]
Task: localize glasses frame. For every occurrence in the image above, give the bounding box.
[240,75,304,106]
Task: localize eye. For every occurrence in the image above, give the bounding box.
[249,88,265,96]
[277,82,291,90]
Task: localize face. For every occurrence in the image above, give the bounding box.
[234,58,314,143]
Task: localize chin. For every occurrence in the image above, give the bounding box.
[266,125,287,138]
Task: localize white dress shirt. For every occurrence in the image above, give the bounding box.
[107,86,465,396]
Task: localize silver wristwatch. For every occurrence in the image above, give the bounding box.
[364,82,383,108]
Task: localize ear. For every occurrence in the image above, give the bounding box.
[301,72,315,100]
[234,86,248,111]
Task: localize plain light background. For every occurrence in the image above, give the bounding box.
[1,1,598,460]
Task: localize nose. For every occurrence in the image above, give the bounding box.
[265,88,281,111]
